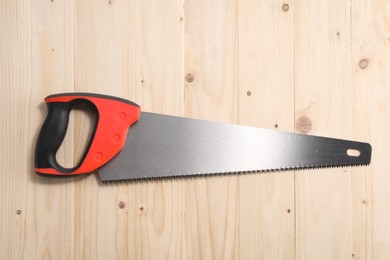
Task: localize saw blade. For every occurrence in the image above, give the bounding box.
[97,112,371,182]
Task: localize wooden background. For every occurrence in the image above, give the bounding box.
[1,0,389,259]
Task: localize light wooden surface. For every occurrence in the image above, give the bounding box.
[1,0,389,259]
[295,1,353,259]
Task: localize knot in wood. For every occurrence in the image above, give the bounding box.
[185,73,195,83]
[359,59,369,70]
[296,116,312,134]
[118,201,126,209]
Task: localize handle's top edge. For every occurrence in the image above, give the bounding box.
[45,92,140,108]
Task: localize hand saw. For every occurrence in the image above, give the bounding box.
[35,93,372,182]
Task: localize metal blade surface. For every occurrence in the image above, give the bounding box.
[97,112,371,182]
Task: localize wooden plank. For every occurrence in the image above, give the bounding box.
[238,0,295,259]
[130,1,185,259]
[74,0,184,259]
[183,0,239,259]
[75,0,133,96]
[129,180,185,259]
[74,0,135,259]
[30,0,76,258]
[294,1,353,259]
[0,0,75,259]
[184,0,238,122]
[0,1,32,259]
[351,1,390,258]
[133,0,184,115]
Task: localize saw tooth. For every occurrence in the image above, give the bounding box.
[99,162,370,185]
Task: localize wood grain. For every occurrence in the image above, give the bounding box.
[131,1,185,258]
[184,0,239,259]
[238,0,295,259]
[134,0,184,116]
[184,0,238,123]
[0,0,76,259]
[74,0,135,259]
[75,0,185,257]
[351,1,390,259]
[1,1,32,259]
[2,0,390,259]
[294,1,353,259]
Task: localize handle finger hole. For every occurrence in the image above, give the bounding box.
[56,102,97,169]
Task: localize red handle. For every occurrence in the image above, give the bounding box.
[35,93,141,175]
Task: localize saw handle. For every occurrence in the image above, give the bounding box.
[35,93,141,175]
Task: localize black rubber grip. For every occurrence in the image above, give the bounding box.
[35,100,97,173]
